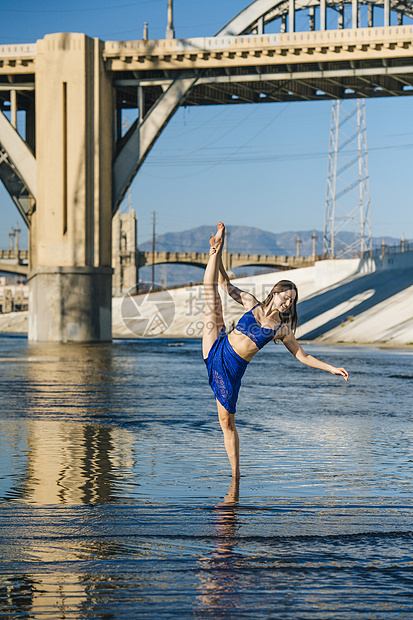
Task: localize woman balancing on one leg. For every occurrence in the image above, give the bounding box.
[203,222,349,479]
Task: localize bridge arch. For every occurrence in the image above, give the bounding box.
[2,1,413,216]
[218,0,413,36]
[113,0,413,211]
[0,263,28,276]
[113,1,278,209]
[135,251,315,271]
[137,251,209,270]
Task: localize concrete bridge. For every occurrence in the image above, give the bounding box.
[7,240,411,278]
[0,249,29,276]
[0,248,315,277]
[137,250,315,270]
[1,0,413,341]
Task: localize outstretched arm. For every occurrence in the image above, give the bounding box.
[218,255,257,309]
[282,332,349,381]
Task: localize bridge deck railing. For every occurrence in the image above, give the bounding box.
[0,249,29,260]
[364,242,413,258]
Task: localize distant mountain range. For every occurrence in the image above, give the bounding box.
[137,225,403,287]
[139,225,400,256]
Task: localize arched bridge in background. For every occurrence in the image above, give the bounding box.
[137,251,315,270]
[0,248,314,276]
[0,250,28,276]
[0,0,412,341]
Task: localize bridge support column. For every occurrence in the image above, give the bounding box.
[29,266,112,342]
[29,33,113,342]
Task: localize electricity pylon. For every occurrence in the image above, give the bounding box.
[324,99,372,258]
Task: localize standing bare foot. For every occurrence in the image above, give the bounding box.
[209,222,225,248]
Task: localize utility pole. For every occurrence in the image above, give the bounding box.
[9,227,14,252]
[311,229,318,260]
[295,234,302,258]
[151,211,156,291]
[14,222,21,253]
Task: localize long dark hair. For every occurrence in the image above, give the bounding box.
[261,280,299,333]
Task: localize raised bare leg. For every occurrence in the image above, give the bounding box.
[218,253,230,290]
[217,400,240,479]
[202,223,226,360]
[209,221,225,248]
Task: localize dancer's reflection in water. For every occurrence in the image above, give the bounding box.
[196,479,241,612]
[216,477,240,509]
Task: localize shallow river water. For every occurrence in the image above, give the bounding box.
[1,334,413,619]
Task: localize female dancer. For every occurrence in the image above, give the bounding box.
[203,222,349,479]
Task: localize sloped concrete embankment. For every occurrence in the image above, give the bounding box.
[298,251,413,346]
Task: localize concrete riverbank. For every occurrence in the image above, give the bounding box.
[1,252,413,347]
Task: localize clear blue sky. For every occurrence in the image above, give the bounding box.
[1,0,412,249]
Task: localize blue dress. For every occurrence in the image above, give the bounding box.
[205,305,283,413]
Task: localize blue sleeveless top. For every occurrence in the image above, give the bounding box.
[234,304,283,350]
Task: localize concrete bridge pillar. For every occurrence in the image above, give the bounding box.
[29,33,113,342]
